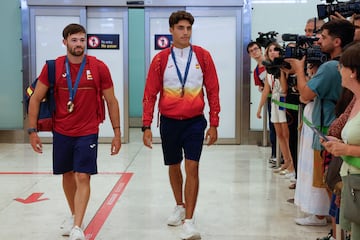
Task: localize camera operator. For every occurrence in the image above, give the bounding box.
[285,19,355,228]
[281,42,299,189]
[247,41,277,164]
[257,42,295,175]
[304,17,325,37]
[279,30,324,193]
[285,18,329,223]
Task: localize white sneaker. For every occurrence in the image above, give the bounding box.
[69,226,85,240]
[181,219,201,240]
[290,175,296,183]
[273,167,283,173]
[167,205,185,226]
[60,215,74,236]
[294,215,327,226]
[285,172,295,179]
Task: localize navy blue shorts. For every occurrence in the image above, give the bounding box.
[53,131,98,175]
[159,115,207,165]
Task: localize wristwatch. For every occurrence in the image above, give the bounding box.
[27,128,38,134]
[141,126,151,132]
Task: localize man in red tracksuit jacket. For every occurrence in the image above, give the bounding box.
[142,10,220,240]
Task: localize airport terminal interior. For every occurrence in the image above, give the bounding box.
[0,129,331,240]
[0,1,343,239]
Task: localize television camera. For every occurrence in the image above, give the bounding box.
[317,0,360,20]
[262,33,328,77]
[255,31,278,48]
[281,34,329,64]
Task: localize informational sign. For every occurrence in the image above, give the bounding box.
[87,34,120,50]
[154,34,172,50]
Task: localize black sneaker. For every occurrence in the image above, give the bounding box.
[316,230,333,240]
[268,156,276,164]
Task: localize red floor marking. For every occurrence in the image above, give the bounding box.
[14,192,49,204]
[1,171,133,238]
[84,172,133,240]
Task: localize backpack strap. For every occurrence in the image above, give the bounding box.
[87,55,106,123]
[46,59,56,113]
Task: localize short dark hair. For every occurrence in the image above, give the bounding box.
[169,11,194,28]
[321,19,355,48]
[246,41,262,53]
[340,41,360,83]
[62,23,86,39]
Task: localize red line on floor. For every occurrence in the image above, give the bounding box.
[84,172,133,240]
[1,171,132,238]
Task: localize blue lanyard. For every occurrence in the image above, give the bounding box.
[170,46,193,89]
[65,56,86,102]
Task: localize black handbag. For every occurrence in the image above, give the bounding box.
[342,174,360,225]
[324,155,343,192]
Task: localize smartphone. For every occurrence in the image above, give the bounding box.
[310,125,329,141]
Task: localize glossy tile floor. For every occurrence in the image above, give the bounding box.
[0,129,330,240]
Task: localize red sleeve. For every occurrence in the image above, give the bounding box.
[142,51,165,126]
[38,63,50,87]
[253,66,263,86]
[201,49,220,127]
[97,59,114,90]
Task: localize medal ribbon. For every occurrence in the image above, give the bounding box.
[65,56,86,103]
[171,46,193,93]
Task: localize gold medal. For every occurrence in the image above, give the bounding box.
[180,87,184,97]
[67,101,74,113]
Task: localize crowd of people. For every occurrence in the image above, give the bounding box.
[248,13,360,240]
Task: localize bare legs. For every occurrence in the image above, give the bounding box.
[169,163,184,206]
[63,172,76,215]
[273,122,294,171]
[169,160,199,219]
[62,171,91,227]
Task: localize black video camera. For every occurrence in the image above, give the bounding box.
[256,31,278,48]
[317,0,360,20]
[281,34,329,65]
[262,45,292,78]
[262,57,288,78]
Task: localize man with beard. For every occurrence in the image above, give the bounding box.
[28,23,121,240]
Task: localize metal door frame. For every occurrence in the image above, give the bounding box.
[17,0,259,145]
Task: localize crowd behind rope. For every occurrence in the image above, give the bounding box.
[248,12,360,240]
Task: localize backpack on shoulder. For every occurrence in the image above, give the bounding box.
[24,60,56,131]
